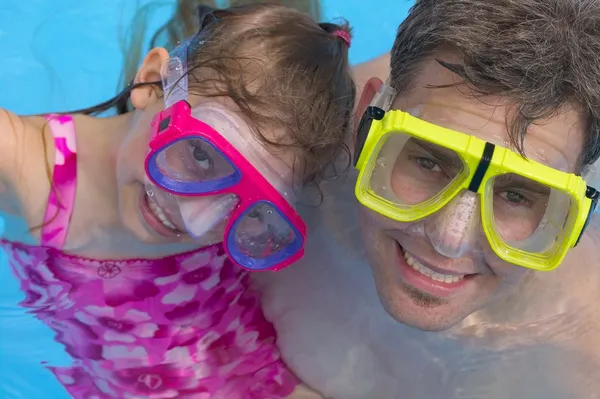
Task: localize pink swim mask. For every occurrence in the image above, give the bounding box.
[144,31,306,272]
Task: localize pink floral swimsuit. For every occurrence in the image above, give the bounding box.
[2,115,299,398]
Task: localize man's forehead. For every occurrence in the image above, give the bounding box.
[390,55,585,173]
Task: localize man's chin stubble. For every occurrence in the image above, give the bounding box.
[400,281,448,308]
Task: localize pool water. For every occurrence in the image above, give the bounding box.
[0,1,409,398]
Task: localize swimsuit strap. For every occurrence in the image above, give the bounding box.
[40,114,78,249]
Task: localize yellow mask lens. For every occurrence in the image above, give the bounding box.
[487,173,571,253]
[369,134,467,207]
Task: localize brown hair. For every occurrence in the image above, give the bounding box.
[390,0,600,171]
[118,0,322,93]
[71,2,354,192]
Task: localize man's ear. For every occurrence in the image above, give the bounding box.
[130,47,170,111]
[354,77,383,137]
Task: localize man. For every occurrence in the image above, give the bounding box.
[255,1,600,397]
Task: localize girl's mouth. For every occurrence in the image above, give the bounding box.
[139,190,185,237]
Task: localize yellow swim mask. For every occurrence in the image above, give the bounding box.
[353,84,599,271]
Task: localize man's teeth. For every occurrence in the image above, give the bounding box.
[404,252,464,283]
[147,197,178,230]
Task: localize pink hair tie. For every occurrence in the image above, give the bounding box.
[333,30,351,47]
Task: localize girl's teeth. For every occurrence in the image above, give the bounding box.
[404,252,464,284]
[147,197,178,231]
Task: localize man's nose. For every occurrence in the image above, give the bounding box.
[425,190,482,258]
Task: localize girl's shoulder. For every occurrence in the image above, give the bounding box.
[0,109,49,177]
[0,109,61,233]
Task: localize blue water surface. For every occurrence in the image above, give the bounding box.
[0,1,410,398]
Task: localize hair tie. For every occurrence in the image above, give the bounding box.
[333,30,351,47]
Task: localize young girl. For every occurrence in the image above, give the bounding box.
[0,2,353,398]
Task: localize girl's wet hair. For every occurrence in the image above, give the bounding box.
[68,1,355,196]
[119,0,323,92]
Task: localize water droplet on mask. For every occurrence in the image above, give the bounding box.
[376,157,387,168]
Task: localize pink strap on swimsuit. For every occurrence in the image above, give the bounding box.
[40,114,78,248]
[2,114,299,398]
